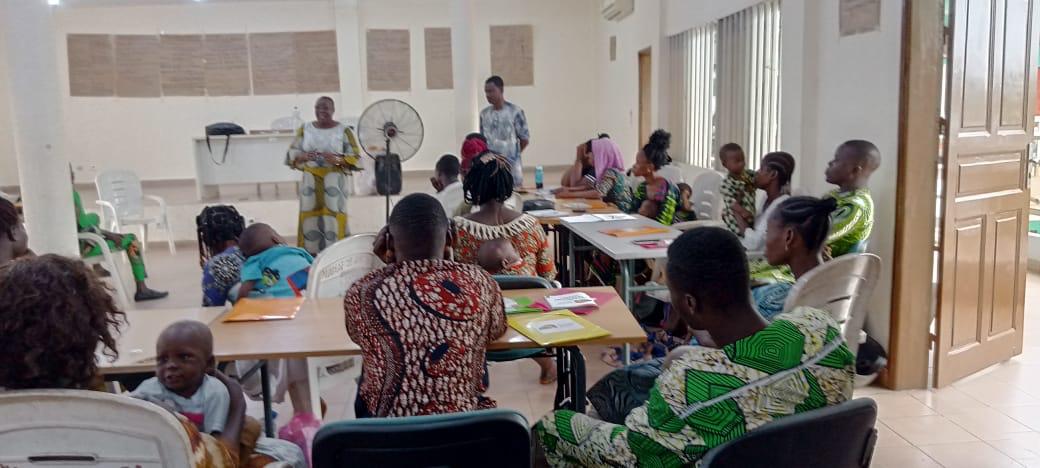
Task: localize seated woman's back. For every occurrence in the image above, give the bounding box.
[453,151,557,281]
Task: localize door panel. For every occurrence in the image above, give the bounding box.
[935,0,1037,387]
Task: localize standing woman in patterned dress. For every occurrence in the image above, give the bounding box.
[286,96,363,256]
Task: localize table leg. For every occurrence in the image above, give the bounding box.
[260,361,275,437]
[566,228,576,287]
[620,260,634,366]
[307,358,322,420]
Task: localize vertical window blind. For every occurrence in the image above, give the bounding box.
[668,0,781,170]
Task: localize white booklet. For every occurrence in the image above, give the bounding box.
[545,292,597,309]
[528,209,569,218]
[594,213,636,221]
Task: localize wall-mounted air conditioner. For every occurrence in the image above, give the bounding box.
[602,0,634,22]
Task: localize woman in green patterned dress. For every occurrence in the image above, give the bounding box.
[629,130,680,225]
[286,96,363,256]
[535,227,854,467]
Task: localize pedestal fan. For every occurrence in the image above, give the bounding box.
[355,99,424,221]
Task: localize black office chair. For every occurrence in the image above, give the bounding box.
[312,409,531,468]
[700,398,878,468]
[487,275,552,363]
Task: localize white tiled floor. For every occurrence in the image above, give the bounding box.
[128,242,1040,467]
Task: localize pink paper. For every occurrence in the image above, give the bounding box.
[532,289,617,315]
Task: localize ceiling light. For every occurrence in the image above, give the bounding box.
[47,0,60,5]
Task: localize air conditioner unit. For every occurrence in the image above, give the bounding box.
[602,0,634,22]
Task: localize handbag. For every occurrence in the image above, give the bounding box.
[205,122,246,165]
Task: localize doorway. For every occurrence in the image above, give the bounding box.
[638,48,652,146]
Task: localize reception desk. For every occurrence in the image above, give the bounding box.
[192,133,298,200]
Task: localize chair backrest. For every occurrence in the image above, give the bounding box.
[95,170,145,219]
[782,253,881,355]
[308,233,384,299]
[700,398,878,468]
[491,274,553,290]
[689,170,724,220]
[0,389,194,467]
[312,409,531,468]
[504,193,523,211]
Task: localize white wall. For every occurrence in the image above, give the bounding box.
[0,0,600,185]
[781,0,904,349]
[594,0,664,166]
[0,22,17,187]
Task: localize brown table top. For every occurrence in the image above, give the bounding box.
[525,198,622,226]
[100,287,643,374]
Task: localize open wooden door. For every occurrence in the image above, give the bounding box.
[935,0,1039,387]
[638,48,652,146]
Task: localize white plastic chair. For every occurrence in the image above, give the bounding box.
[782,253,881,356]
[0,389,193,466]
[95,170,176,255]
[78,232,132,310]
[306,233,384,419]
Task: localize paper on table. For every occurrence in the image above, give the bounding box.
[507,310,610,346]
[561,214,601,223]
[546,292,596,309]
[504,296,542,315]
[528,209,569,218]
[594,213,636,221]
[223,297,303,322]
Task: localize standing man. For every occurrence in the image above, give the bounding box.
[480,76,530,188]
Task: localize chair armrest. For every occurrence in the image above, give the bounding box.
[77,232,110,252]
[143,194,168,212]
[672,220,725,231]
[95,200,119,230]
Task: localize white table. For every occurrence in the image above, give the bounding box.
[561,215,682,364]
[192,134,299,200]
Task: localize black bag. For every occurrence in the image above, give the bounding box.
[205,122,246,165]
[375,153,402,195]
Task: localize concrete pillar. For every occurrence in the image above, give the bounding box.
[2,0,78,256]
[451,0,478,143]
[334,0,365,119]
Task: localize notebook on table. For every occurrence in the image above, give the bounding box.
[507,310,610,346]
[223,297,304,322]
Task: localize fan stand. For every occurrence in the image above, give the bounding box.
[381,122,398,223]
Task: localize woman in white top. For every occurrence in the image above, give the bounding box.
[733,152,796,252]
[286,96,363,255]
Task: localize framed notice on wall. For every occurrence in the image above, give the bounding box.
[159,34,205,96]
[203,34,251,96]
[67,34,115,97]
[367,29,411,92]
[114,35,162,97]
[490,25,534,86]
[424,27,453,90]
[839,0,882,36]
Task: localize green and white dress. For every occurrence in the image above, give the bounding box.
[534,307,854,467]
[826,188,874,257]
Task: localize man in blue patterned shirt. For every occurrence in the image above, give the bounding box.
[480,75,530,188]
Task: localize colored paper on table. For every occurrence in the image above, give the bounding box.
[599,226,671,237]
[504,296,542,315]
[507,310,610,346]
[593,213,636,222]
[223,297,303,322]
[632,239,674,249]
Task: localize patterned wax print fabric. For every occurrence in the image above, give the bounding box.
[631,180,680,226]
[720,170,757,236]
[344,259,507,417]
[480,102,530,186]
[751,281,795,321]
[594,168,634,213]
[453,214,556,282]
[202,246,245,306]
[73,191,148,282]
[826,188,874,257]
[286,121,362,256]
[535,306,855,467]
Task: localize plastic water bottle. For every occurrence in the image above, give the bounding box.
[290,106,303,129]
[535,165,544,189]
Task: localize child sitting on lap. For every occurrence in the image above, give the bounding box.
[718,143,756,236]
[476,237,524,275]
[131,320,305,467]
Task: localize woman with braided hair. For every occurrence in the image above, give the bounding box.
[453,151,558,384]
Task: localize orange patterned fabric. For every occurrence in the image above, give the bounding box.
[453,214,556,281]
[178,414,236,468]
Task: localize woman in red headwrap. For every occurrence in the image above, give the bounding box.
[460,133,489,177]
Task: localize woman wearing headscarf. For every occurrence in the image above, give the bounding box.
[554,136,632,212]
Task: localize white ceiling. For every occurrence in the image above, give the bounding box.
[59,0,318,7]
